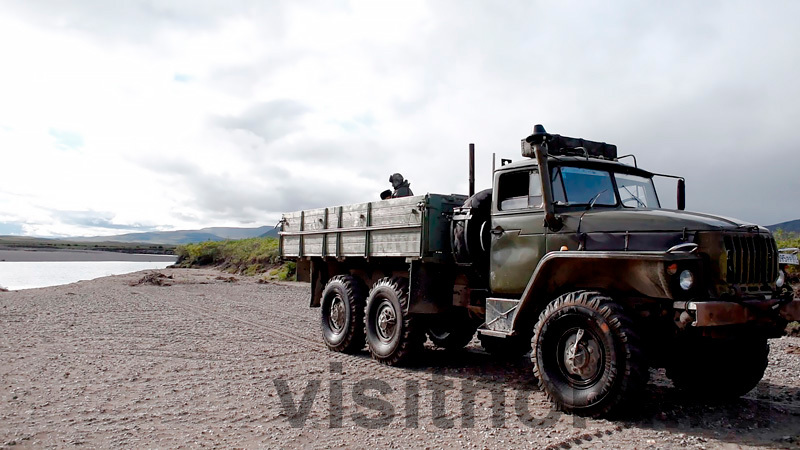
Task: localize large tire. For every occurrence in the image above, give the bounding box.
[666,337,768,399]
[479,333,533,359]
[320,275,367,353]
[427,308,479,350]
[452,189,492,266]
[532,291,646,417]
[365,277,424,366]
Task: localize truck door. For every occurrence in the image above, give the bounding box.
[489,168,547,295]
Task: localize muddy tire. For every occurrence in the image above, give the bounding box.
[667,337,768,399]
[427,309,478,350]
[320,275,367,353]
[532,291,646,417]
[365,277,424,366]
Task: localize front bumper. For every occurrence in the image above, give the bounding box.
[673,299,800,327]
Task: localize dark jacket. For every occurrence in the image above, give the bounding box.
[392,180,413,198]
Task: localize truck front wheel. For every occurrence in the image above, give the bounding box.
[532,291,646,416]
[320,275,367,353]
[365,277,424,366]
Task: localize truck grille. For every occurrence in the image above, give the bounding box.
[723,234,777,285]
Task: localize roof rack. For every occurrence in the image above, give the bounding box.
[521,124,617,160]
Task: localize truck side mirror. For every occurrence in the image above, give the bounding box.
[677,179,686,211]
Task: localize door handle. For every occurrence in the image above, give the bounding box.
[490,226,504,235]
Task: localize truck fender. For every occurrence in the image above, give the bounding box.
[510,251,690,332]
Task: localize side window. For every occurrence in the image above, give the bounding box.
[498,169,542,211]
[528,170,542,208]
[551,167,566,204]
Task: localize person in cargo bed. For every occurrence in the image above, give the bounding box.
[389,173,413,198]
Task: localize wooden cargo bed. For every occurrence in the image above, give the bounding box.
[280,193,467,260]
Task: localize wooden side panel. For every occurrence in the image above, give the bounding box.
[341,231,367,256]
[371,197,422,227]
[340,203,369,229]
[302,208,327,232]
[283,236,301,257]
[370,229,421,256]
[279,194,468,260]
[303,235,324,256]
[282,211,304,233]
[326,235,337,256]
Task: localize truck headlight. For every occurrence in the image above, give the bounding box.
[776,270,785,288]
[679,270,694,290]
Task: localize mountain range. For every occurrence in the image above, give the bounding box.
[766,219,800,233]
[67,226,279,245]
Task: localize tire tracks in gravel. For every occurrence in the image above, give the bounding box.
[166,294,623,436]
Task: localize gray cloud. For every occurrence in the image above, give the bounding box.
[56,210,159,231]
[162,162,374,224]
[3,0,287,44]
[211,100,310,144]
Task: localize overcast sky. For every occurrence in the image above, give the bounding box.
[1,0,798,237]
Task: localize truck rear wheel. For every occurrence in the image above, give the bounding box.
[320,275,367,353]
[365,277,424,366]
[666,337,768,399]
[532,291,646,417]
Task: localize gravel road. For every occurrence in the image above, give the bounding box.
[1,268,799,448]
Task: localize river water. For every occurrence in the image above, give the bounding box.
[0,260,176,290]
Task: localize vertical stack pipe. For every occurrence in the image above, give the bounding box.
[469,143,475,197]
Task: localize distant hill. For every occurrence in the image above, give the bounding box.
[68,226,278,245]
[259,228,279,238]
[767,219,800,233]
[0,235,174,254]
[198,226,275,239]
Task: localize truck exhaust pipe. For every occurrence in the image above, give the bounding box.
[524,125,562,231]
[469,143,475,197]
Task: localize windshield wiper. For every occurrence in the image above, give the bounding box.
[621,185,646,208]
[585,189,608,211]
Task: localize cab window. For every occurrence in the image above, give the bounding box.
[615,173,660,208]
[497,169,542,211]
[551,166,616,206]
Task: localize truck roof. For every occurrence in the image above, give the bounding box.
[496,155,655,178]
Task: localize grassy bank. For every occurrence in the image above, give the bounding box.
[174,237,295,280]
[776,230,799,280]
[775,229,800,250]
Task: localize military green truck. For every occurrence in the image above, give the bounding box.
[279,124,800,416]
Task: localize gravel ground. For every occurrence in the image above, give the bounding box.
[1,268,799,449]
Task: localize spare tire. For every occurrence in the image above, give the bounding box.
[452,189,492,266]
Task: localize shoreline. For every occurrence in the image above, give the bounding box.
[0,248,177,262]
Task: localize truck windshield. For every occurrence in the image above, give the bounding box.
[551,167,616,206]
[551,166,660,209]
[615,173,660,208]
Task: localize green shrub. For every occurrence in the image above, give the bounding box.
[775,229,800,279]
[267,262,296,281]
[775,229,800,250]
[174,237,282,275]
